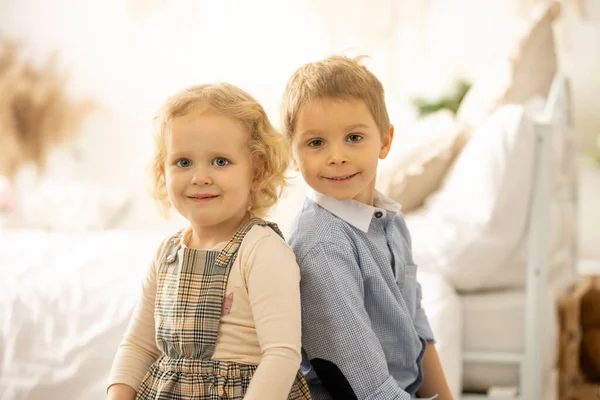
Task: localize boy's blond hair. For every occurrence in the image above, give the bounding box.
[151,83,289,218]
[280,55,390,138]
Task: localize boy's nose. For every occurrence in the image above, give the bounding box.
[328,158,347,165]
[327,148,349,165]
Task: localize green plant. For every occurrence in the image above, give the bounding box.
[411,79,472,118]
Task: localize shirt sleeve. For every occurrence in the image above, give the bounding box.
[414,280,435,342]
[398,215,435,343]
[242,235,303,400]
[106,242,165,392]
[300,241,412,400]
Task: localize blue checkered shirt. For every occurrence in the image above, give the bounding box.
[288,191,435,400]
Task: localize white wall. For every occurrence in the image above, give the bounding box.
[1,0,598,239]
[579,157,600,261]
[556,0,600,261]
[556,0,600,157]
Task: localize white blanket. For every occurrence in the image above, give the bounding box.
[0,230,166,400]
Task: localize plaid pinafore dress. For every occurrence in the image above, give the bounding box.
[136,218,311,399]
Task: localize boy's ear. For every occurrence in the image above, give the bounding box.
[379,124,395,159]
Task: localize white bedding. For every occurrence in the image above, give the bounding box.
[416,270,462,399]
[0,229,463,400]
[0,229,168,400]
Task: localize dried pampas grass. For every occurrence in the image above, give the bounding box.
[0,39,94,180]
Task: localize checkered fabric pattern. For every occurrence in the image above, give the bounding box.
[137,218,311,400]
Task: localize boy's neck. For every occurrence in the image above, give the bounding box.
[350,177,377,206]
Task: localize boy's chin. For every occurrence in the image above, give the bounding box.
[319,189,357,202]
[325,188,375,205]
[332,192,355,201]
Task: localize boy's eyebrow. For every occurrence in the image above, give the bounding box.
[345,123,370,131]
[299,124,371,138]
[298,129,323,138]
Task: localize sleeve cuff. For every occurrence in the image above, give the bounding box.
[364,375,412,400]
[415,309,436,343]
[106,374,141,394]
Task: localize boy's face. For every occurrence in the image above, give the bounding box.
[291,97,393,205]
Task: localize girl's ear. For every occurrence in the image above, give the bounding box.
[290,156,300,172]
[253,161,268,183]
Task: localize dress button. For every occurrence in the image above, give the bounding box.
[374,211,383,218]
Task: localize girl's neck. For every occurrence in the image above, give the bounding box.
[188,211,252,250]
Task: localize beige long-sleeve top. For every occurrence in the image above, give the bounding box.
[107,225,302,399]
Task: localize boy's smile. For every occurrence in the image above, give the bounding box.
[291,97,394,205]
[323,172,360,182]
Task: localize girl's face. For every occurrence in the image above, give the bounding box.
[164,112,254,240]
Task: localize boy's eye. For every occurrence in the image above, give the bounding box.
[176,158,192,168]
[307,139,324,148]
[211,157,229,167]
[346,134,363,143]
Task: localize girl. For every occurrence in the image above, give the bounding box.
[106,83,310,400]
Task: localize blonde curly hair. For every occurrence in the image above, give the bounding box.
[151,83,290,218]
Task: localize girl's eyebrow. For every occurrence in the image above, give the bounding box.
[168,151,190,160]
[168,150,238,160]
[345,123,370,131]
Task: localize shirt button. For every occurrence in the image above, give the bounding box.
[166,254,176,263]
[374,211,383,218]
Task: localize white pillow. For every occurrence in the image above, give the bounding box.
[405,105,535,292]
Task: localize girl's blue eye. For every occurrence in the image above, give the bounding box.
[211,157,229,167]
[308,139,324,148]
[176,158,192,168]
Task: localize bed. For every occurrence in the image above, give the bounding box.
[0,230,169,399]
[406,73,578,400]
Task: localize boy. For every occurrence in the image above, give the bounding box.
[281,55,453,400]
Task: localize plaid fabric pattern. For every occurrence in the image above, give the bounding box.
[137,218,311,400]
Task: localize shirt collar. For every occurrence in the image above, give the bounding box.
[308,189,402,232]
